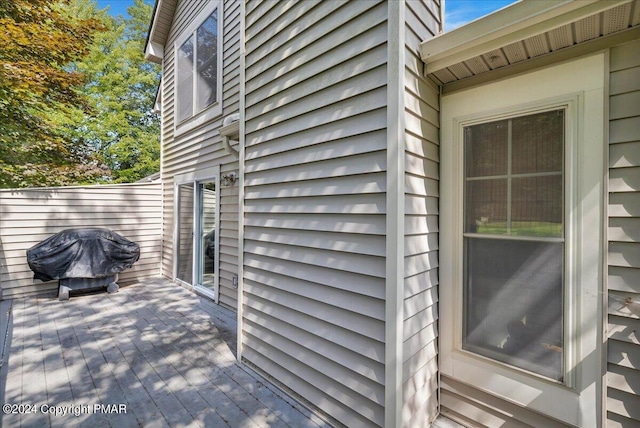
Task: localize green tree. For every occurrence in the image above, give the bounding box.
[70,0,161,183]
[0,0,106,188]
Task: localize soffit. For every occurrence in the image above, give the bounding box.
[145,0,178,63]
[422,0,640,86]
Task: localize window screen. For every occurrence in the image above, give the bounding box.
[177,37,194,123]
[196,11,218,111]
[176,9,218,123]
[463,109,565,381]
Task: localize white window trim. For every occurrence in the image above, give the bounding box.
[440,54,605,427]
[174,0,223,136]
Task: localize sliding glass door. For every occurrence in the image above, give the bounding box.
[196,180,217,296]
[174,168,219,301]
[176,183,194,285]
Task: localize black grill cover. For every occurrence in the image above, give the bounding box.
[27,228,140,282]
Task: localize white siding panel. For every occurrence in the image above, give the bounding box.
[246,1,369,81]
[405,214,438,236]
[609,314,640,345]
[610,242,640,268]
[610,66,640,95]
[0,184,161,299]
[404,305,438,343]
[246,87,387,146]
[610,117,640,144]
[244,269,384,322]
[610,166,640,192]
[609,290,640,320]
[243,318,385,408]
[610,38,640,71]
[403,363,438,428]
[245,0,315,49]
[247,46,387,124]
[245,212,386,235]
[610,141,640,168]
[608,363,640,396]
[246,67,387,135]
[243,292,384,363]
[441,376,569,428]
[610,91,640,120]
[244,130,387,174]
[609,218,640,243]
[241,344,382,427]
[405,269,438,299]
[244,109,387,160]
[608,38,640,427]
[245,240,386,278]
[609,339,640,370]
[245,172,386,199]
[609,266,640,293]
[244,252,385,300]
[402,1,441,426]
[245,2,386,102]
[610,192,640,217]
[245,227,385,257]
[243,1,389,426]
[607,388,640,422]
[245,193,386,215]
[244,276,384,343]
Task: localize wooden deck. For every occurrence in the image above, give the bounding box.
[0,277,329,428]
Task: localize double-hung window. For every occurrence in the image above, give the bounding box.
[175,1,222,133]
[440,54,605,426]
[463,109,565,381]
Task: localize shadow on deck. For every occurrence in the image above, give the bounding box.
[0,277,329,428]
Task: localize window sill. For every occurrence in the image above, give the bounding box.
[175,102,222,137]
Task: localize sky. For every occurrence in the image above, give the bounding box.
[95,0,519,30]
[96,0,136,18]
[445,0,519,31]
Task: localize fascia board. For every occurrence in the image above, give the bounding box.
[153,79,162,113]
[144,0,163,60]
[420,0,632,73]
[144,0,170,63]
[144,42,164,64]
[145,41,164,64]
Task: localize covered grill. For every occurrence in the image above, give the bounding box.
[27,228,140,300]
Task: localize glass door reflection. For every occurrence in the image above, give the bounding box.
[196,181,217,296]
[176,183,194,285]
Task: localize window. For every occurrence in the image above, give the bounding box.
[462,110,565,381]
[439,54,605,426]
[175,2,222,133]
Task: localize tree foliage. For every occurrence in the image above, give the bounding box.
[69,0,161,183]
[0,0,107,187]
[0,0,161,188]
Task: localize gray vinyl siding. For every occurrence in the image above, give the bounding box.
[243,1,388,426]
[0,183,162,300]
[160,0,241,309]
[402,1,441,427]
[607,38,640,428]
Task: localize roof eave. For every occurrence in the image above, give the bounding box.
[420,0,634,74]
[145,41,164,64]
[144,0,170,64]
